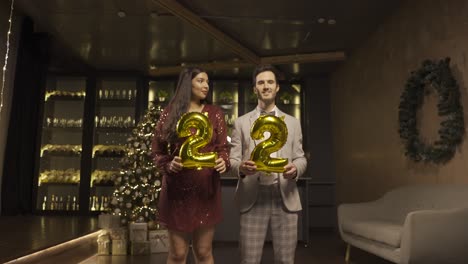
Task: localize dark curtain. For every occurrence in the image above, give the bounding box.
[1,17,49,215]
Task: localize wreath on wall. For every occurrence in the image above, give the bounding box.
[398,58,465,164]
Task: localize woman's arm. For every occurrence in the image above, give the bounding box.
[151,110,174,175]
[213,107,231,172]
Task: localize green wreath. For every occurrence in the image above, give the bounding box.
[398,58,465,164]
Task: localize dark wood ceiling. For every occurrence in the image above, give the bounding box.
[14,0,403,79]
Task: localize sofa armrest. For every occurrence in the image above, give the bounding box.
[400,207,468,264]
[337,201,383,235]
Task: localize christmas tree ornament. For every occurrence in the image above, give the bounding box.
[154,179,161,187]
[147,220,156,230]
[109,106,162,225]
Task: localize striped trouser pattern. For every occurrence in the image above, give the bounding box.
[239,184,298,264]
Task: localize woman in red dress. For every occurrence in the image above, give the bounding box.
[152,67,230,264]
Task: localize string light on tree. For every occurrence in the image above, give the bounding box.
[1,0,15,121]
[109,106,163,229]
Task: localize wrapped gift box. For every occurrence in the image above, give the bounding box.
[109,227,128,240]
[129,222,148,242]
[149,229,169,253]
[111,239,127,255]
[131,241,150,255]
[97,240,111,255]
[97,233,111,255]
[98,214,121,229]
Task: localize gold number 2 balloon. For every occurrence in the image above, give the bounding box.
[250,115,288,173]
[176,112,218,170]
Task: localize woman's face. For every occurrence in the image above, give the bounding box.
[191,72,209,102]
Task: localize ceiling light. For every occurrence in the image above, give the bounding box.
[328,19,336,25]
[292,63,300,74]
[317,18,325,24]
[117,11,126,18]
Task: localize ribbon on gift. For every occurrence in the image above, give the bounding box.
[153,234,168,247]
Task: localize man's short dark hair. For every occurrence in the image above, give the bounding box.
[252,64,279,86]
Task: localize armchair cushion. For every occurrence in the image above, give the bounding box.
[342,220,402,248]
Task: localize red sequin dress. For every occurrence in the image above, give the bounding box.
[151,104,230,233]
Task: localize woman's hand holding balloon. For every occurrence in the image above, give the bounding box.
[168,156,183,173]
[214,158,227,173]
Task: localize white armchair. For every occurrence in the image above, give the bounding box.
[338,184,468,264]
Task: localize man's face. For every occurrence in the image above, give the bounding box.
[253,71,279,103]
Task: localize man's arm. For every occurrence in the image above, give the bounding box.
[229,119,243,177]
[291,119,308,179]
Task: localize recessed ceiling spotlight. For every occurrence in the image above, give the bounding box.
[117,10,126,18]
[328,19,336,25]
[317,18,325,24]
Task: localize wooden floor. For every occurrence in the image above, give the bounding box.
[0,215,392,264]
[0,215,99,263]
[81,234,392,264]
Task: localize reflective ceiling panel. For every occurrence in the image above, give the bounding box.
[179,0,402,55]
[15,0,404,76]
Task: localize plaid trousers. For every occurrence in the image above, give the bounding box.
[239,184,298,264]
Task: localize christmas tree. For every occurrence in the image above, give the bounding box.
[109,106,163,229]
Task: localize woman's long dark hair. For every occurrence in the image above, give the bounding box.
[162,67,207,143]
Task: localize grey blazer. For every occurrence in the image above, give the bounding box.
[230,108,307,213]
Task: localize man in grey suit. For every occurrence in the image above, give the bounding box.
[230,64,307,264]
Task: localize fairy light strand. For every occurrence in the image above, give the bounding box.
[1,0,15,121]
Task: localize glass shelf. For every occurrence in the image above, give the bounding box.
[95,127,135,133]
[39,182,80,186]
[42,127,83,132]
[91,78,138,205]
[97,99,136,107]
[148,80,175,110]
[36,77,86,211]
[93,152,126,158]
[44,91,86,101]
[97,88,137,101]
[38,191,79,211]
[277,83,301,120]
[212,81,239,136]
